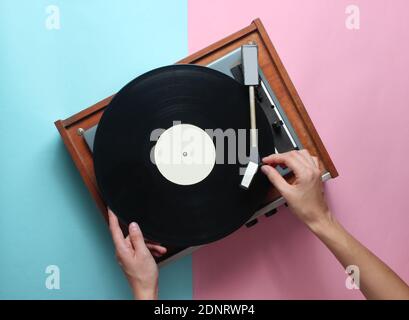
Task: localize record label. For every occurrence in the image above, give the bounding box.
[154,123,216,186]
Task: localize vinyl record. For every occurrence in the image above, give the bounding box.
[93,64,275,246]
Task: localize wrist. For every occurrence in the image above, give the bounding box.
[130,279,158,300]
[132,285,158,300]
[306,209,336,236]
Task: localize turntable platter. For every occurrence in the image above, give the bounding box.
[93,64,275,246]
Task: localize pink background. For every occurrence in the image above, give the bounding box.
[189,0,409,299]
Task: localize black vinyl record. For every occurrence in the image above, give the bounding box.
[93,64,275,246]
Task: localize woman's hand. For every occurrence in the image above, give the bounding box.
[108,209,167,300]
[261,150,409,299]
[261,150,332,232]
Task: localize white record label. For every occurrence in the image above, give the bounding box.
[154,124,216,186]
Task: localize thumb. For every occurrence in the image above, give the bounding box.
[261,165,290,194]
[128,222,147,252]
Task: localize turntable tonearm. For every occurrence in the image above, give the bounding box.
[54,18,338,266]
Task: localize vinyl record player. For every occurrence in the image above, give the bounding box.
[54,19,338,266]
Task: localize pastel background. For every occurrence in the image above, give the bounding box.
[0,0,190,299]
[0,0,408,299]
[190,0,409,299]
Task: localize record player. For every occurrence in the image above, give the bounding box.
[55,19,338,266]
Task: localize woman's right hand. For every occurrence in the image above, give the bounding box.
[260,150,332,232]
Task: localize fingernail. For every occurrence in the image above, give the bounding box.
[261,165,270,174]
[130,222,138,230]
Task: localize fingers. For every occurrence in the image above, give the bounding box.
[262,151,305,177]
[299,149,315,167]
[260,165,290,193]
[124,235,133,249]
[110,206,167,259]
[263,150,319,172]
[312,156,319,169]
[128,223,167,257]
[146,243,167,257]
[128,222,147,252]
[151,251,164,258]
[108,208,128,253]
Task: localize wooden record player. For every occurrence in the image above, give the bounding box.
[54,18,338,265]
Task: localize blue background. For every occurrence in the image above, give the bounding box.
[0,0,191,299]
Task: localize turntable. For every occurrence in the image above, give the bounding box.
[54,19,338,266]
